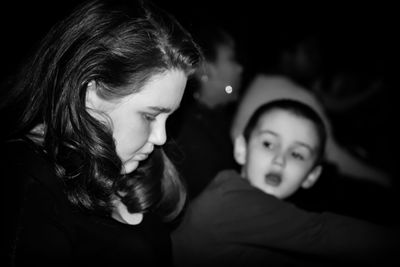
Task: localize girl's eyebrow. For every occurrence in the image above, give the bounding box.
[147,106,172,113]
[147,103,182,114]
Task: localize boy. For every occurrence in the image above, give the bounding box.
[172,99,398,266]
[234,98,326,200]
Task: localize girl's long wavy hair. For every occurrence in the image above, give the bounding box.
[2,0,202,221]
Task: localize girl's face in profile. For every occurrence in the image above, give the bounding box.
[87,70,187,174]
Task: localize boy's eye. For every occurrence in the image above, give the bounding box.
[262,141,273,149]
[291,152,305,161]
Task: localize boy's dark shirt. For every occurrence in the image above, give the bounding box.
[172,169,399,267]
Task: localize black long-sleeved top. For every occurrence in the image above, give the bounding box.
[2,138,172,267]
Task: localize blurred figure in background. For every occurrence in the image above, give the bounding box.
[232,74,392,187]
[168,19,243,200]
[231,32,398,225]
[232,33,393,188]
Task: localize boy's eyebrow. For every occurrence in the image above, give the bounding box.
[256,129,278,137]
[294,141,315,153]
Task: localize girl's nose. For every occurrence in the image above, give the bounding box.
[148,121,167,146]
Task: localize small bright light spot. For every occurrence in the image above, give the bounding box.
[225,85,233,94]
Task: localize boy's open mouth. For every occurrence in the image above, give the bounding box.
[264,173,282,186]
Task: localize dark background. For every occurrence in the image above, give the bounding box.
[1,1,397,82]
[1,0,398,179]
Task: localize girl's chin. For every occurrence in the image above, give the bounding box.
[121,160,139,174]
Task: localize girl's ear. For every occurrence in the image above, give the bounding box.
[85,80,100,110]
[85,80,111,122]
[234,135,247,165]
[302,165,322,189]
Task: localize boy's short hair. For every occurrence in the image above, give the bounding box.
[242,99,327,163]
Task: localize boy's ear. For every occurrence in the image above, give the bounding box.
[302,165,322,189]
[234,135,247,165]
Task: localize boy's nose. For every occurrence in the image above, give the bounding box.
[272,153,285,167]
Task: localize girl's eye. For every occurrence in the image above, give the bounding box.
[143,113,156,122]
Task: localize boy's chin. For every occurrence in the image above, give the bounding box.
[260,185,288,200]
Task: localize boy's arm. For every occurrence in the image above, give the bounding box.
[212,177,398,264]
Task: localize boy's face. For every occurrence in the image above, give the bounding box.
[234,109,322,199]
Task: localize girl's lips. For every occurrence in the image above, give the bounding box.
[135,153,149,161]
